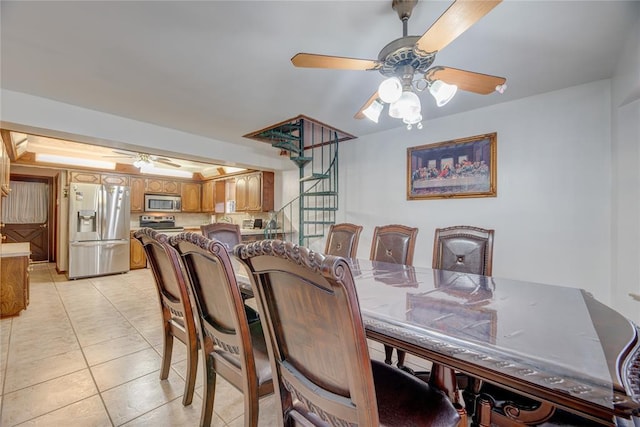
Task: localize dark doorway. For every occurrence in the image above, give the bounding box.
[1,175,55,262]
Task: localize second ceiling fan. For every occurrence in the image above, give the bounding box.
[291,0,507,129]
[104,150,182,169]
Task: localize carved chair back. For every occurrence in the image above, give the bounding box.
[324,222,363,258]
[169,232,273,426]
[432,226,495,276]
[369,224,418,370]
[370,224,418,266]
[133,227,198,406]
[235,240,461,427]
[200,223,242,251]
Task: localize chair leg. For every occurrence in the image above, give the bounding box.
[244,384,260,427]
[182,340,198,406]
[384,345,394,365]
[200,354,216,427]
[396,350,415,374]
[160,326,173,380]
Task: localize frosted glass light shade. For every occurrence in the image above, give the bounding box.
[429,80,458,107]
[378,77,403,103]
[388,90,421,119]
[363,99,384,123]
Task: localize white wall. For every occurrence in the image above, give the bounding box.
[611,13,640,324]
[340,80,614,308]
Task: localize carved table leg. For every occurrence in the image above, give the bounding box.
[474,393,556,426]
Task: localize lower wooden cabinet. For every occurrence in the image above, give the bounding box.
[0,249,30,318]
[130,232,147,269]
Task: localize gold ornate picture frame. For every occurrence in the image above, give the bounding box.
[407,132,497,200]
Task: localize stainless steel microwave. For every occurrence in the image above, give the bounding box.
[144,194,181,212]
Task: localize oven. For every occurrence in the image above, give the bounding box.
[139,215,184,236]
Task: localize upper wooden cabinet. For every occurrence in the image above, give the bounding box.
[69,171,130,187]
[215,180,225,213]
[69,171,101,184]
[130,177,145,213]
[181,182,201,212]
[235,171,274,212]
[145,178,181,195]
[201,180,215,213]
[1,139,10,198]
[102,174,130,186]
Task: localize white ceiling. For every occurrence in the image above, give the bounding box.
[1,0,638,150]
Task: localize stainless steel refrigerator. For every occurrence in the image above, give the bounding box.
[68,182,131,279]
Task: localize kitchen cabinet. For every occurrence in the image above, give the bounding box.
[234,171,274,212]
[1,138,10,197]
[1,243,30,317]
[130,177,145,212]
[201,180,215,213]
[102,174,129,186]
[145,178,181,195]
[202,179,227,213]
[215,180,226,213]
[69,171,130,187]
[130,231,147,269]
[69,171,101,184]
[181,182,201,212]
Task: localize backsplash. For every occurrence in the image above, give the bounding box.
[131,212,272,230]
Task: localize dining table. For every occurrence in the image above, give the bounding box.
[345,258,640,426]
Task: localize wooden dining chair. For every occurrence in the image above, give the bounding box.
[170,232,273,427]
[133,228,198,406]
[324,222,363,258]
[200,223,242,252]
[431,225,495,417]
[200,222,257,320]
[370,223,418,266]
[234,239,462,427]
[433,225,495,276]
[370,224,418,371]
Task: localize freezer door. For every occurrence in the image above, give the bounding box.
[98,240,130,276]
[69,183,101,242]
[101,185,131,240]
[68,240,130,279]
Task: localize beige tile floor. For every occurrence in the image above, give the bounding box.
[0,263,432,426]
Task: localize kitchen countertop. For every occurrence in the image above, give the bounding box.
[0,242,31,258]
[133,226,286,236]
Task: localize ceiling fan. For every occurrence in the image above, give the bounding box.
[104,150,182,168]
[291,0,507,129]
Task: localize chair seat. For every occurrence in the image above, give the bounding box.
[372,360,460,427]
[215,320,272,386]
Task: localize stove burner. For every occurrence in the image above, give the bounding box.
[139,214,182,231]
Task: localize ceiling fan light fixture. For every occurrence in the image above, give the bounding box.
[363,99,384,123]
[429,80,458,107]
[403,112,423,130]
[378,77,403,103]
[389,90,421,119]
[133,153,154,169]
[495,83,507,94]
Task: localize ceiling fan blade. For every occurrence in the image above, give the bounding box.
[354,91,380,120]
[415,0,502,55]
[426,66,506,94]
[291,53,380,71]
[154,159,181,168]
[110,150,135,156]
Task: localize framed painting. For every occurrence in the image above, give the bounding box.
[407,132,497,200]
